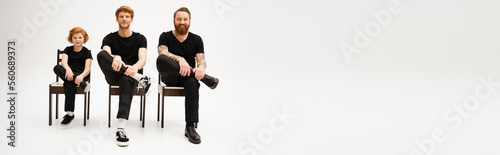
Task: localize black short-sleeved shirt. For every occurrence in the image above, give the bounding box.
[158,31,204,68]
[63,46,92,73]
[101,31,147,66]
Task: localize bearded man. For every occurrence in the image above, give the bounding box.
[156,7,219,144]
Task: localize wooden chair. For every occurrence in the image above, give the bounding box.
[157,74,185,128]
[108,85,147,128]
[49,49,90,126]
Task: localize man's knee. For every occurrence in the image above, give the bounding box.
[53,64,61,73]
[157,54,169,61]
[97,50,110,62]
[157,54,177,66]
[156,54,169,68]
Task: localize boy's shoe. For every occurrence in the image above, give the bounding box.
[61,114,74,126]
[116,128,129,147]
[80,81,90,92]
[139,76,151,95]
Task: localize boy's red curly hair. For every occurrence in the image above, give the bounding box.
[67,27,89,43]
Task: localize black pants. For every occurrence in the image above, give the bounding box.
[156,54,200,123]
[97,50,139,120]
[53,65,89,112]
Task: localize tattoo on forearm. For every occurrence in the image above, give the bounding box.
[198,62,206,68]
[171,56,178,61]
[197,53,206,68]
[158,46,167,54]
[198,53,205,60]
[159,45,180,61]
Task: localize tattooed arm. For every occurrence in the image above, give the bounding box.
[158,45,183,62]
[195,53,206,70]
[193,53,206,80]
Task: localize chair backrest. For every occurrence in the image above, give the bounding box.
[56,49,63,82]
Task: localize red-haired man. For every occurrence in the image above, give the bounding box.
[96,6,151,147]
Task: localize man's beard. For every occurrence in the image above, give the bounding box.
[175,23,190,35]
[119,22,130,29]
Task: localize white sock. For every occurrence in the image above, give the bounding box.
[117,118,126,129]
[131,73,144,82]
[67,112,74,116]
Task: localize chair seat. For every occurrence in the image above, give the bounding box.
[50,81,63,86]
[158,83,184,96]
[50,81,87,94]
[109,85,146,95]
[110,85,145,89]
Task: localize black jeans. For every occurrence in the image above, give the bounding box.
[156,54,200,123]
[53,65,89,112]
[97,50,139,120]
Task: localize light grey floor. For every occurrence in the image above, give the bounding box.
[3,74,500,155]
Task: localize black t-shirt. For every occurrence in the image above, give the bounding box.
[158,31,204,68]
[101,32,147,66]
[63,46,92,73]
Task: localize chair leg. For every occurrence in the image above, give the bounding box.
[140,95,143,121]
[56,94,59,119]
[49,93,52,126]
[84,93,87,126]
[87,91,90,119]
[142,95,146,128]
[157,92,160,121]
[108,89,111,128]
[161,95,165,128]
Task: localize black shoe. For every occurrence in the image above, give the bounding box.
[116,128,129,147]
[201,74,219,89]
[61,114,74,126]
[139,76,151,95]
[185,126,201,144]
[79,81,90,92]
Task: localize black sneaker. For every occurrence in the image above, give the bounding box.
[79,81,90,92]
[139,76,151,95]
[201,74,219,89]
[61,114,74,126]
[116,128,129,147]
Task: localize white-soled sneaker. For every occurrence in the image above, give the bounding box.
[138,76,151,95]
[80,81,90,92]
[116,128,129,147]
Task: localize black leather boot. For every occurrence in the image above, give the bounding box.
[201,74,219,89]
[185,126,201,144]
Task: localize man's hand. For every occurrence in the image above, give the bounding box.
[112,56,126,72]
[178,58,192,77]
[124,65,138,76]
[193,68,206,81]
[65,69,74,81]
[74,75,84,84]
